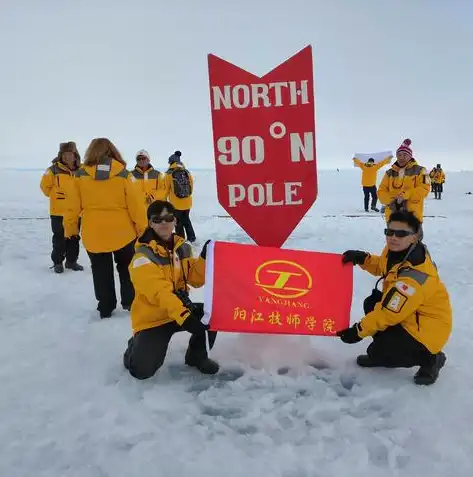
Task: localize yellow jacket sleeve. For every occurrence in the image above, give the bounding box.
[374,157,392,171]
[130,253,190,324]
[359,254,384,277]
[353,158,364,169]
[377,172,396,205]
[358,277,424,337]
[163,177,171,198]
[402,169,430,202]
[40,169,54,197]
[184,256,206,288]
[125,177,148,237]
[440,171,446,183]
[164,173,172,199]
[63,179,82,237]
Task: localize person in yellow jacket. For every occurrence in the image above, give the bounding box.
[165,151,196,243]
[431,164,446,200]
[378,138,430,227]
[123,200,218,379]
[337,210,452,385]
[130,149,169,206]
[63,137,147,318]
[353,155,392,212]
[429,167,436,192]
[40,141,84,273]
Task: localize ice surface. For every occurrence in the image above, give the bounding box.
[1,168,472,477]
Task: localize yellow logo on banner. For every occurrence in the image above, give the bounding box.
[255,260,312,299]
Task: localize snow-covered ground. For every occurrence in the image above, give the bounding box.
[1,167,472,477]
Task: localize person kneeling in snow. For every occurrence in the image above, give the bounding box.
[123,200,218,379]
[337,211,452,385]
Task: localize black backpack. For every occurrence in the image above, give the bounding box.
[170,168,192,198]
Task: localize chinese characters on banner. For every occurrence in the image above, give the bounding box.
[207,45,317,248]
[203,241,352,336]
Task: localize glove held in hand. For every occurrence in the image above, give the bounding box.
[180,306,208,334]
[337,323,363,344]
[342,250,368,265]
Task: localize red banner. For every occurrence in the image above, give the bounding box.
[208,46,317,248]
[203,241,352,336]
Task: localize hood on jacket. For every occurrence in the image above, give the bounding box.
[82,156,128,180]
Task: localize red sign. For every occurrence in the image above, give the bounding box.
[207,45,317,248]
[203,241,352,336]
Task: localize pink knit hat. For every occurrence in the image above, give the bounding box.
[396,138,412,158]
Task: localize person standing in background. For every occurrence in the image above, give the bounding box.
[130,149,169,206]
[353,154,392,212]
[431,164,446,200]
[40,141,84,273]
[378,139,430,233]
[63,138,147,318]
[429,167,437,192]
[166,150,196,243]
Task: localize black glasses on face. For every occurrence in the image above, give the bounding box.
[384,228,414,238]
[151,214,174,224]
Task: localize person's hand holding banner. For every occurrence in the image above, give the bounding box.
[336,324,363,344]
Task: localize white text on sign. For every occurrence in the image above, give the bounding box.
[217,130,314,165]
[212,81,310,110]
[228,182,302,207]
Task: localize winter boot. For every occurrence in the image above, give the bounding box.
[414,352,446,385]
[53,263,64,274]
[356,355,382,367]
[65,261,84,271]
[371,206,380,212]
[185,352,220,375]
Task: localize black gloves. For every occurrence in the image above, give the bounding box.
[200,240,211,259]
[342,250,368,265]
[180,303,209,334]
[337,324,363,344]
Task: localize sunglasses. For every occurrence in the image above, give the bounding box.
[150,214,174,224]
[384,228,414,238]
[137,156,148,161]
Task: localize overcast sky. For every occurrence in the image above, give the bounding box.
[0,0,471,170]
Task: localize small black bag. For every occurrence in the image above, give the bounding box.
[363,277,384,315]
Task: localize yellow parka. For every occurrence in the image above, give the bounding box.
[432,169,446,184]
[129,231,205,333]
[40,159,79,216]
[63,157,147,253]
[130,165,169,205]
[357,244,452,354]
[353,156,391,187]
[165,163,194,210]
[378,159,430,222]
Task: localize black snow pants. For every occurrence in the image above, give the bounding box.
[86,239,136,316]
[433,183,443,199]
[50,215,80,265]
[363,186,378,210]
[123,321,213,379]
[174,209,196,242]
